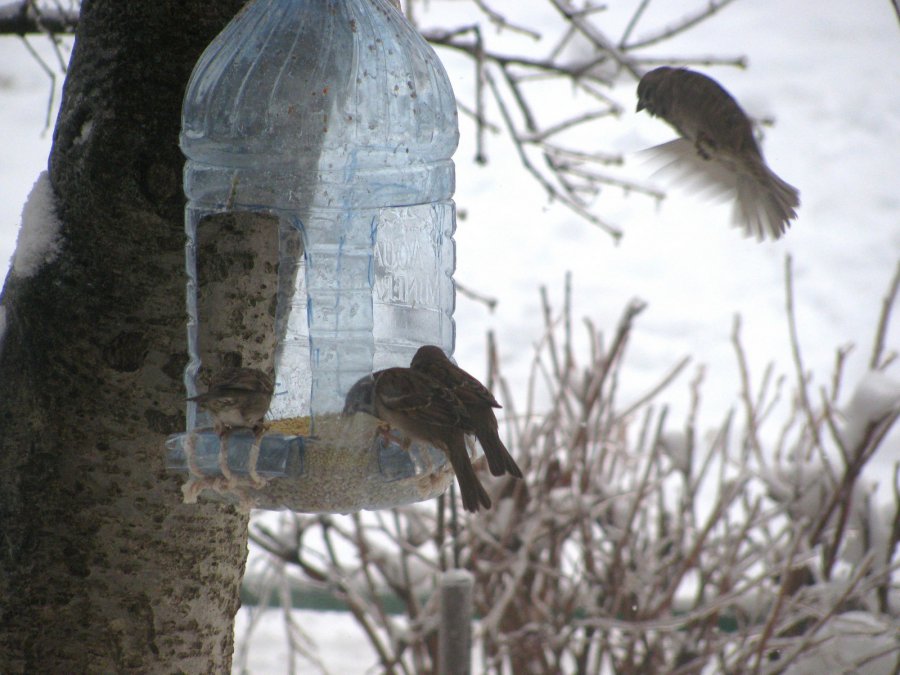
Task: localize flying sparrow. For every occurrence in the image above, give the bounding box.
[636,66,799,241]
[188,366,274,486]
[343,368,492,512]
[410,345,522,479]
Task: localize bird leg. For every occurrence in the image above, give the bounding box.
[181,427,249,502]
[181,477,203,504]
[375,421,397,446]
[246,424,268,489]
[184,429,204,478]
[181,431,211,504]
[694,132,716,160]
[218,428,237,487]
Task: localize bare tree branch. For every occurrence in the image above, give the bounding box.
[0,1,78,35]
[547,0,641,78]
[8,0,753,243]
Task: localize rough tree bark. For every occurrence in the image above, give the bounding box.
[0,2,251,671]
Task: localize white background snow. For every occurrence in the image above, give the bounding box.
[1,0,898,672]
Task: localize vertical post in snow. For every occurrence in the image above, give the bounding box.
[439,569,474,675]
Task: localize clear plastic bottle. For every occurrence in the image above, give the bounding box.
[168,0,460,511]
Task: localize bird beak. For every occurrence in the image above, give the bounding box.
[636,100,645,112]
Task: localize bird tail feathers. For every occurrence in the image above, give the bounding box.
[480,432,523,478]
[639,139,799,241]
[448,439,492,512]
[733,165,799,241]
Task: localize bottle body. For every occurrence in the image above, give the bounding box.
[171,0,460,510]
[181,0,459,418]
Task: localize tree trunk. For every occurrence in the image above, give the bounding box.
[0,2,249,671]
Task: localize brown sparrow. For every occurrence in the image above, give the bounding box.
[410,345,522,479]
[188,366,274,486]
[636,66,799,241]
[343,368,492,512]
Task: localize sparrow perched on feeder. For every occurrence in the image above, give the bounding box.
[636,66,799,241]
[343,367,492,512]
[410,345,522,479]
[188,366,274,487]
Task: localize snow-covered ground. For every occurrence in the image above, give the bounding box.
[233,609,380,674]
[2,0,898,672]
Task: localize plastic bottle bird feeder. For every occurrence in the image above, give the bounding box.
[165,0,459,512]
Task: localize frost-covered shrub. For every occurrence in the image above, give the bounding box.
[243,265,900,674]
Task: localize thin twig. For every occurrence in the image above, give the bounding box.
[456,99,501,134]
[623,0,740,51]
[732,314,767,466]
[548,0,641,78]
[455,279,498,312]
[768,555,876,674]
[618,0,651,48]
[869,259,900,370]
[18,34,58,132]
[484,68,623,240]
[749,525,807,675]
[472,24,488,165]
[471,0,542,39]
[784,254,824,457]
[619,354,690,419]
[632,54,747,69]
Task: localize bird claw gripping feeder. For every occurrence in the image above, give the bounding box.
[165,0,459,511]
